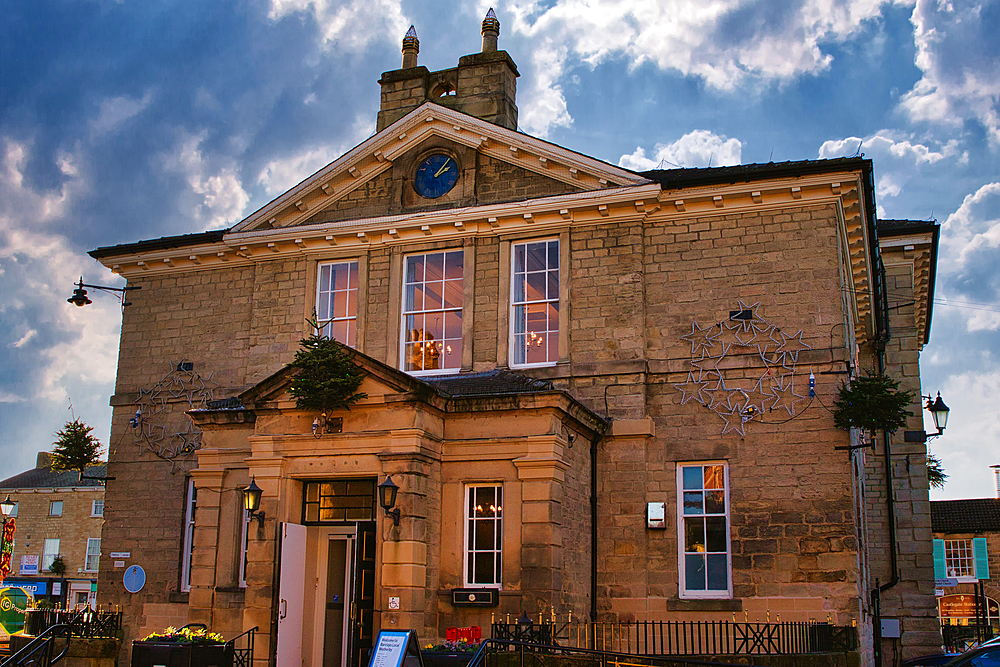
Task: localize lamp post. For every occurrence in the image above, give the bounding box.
[67,277,140,308]
[923,392,950,439]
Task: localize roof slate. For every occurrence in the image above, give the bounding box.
[0,465,107,489]
[423,369,553,398]
[931,499,1000,533]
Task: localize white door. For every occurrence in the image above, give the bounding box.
[277,522,308,666]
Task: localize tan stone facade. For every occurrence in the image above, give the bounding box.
[90,19,943,667]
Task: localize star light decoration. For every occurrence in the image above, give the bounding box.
[130,360,219,471]
[674,301,810,435]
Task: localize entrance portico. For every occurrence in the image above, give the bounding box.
[187,351,606,666]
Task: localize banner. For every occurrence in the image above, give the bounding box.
[19,555,38,576]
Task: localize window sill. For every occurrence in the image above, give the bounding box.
[666,599,742,612]
[168,591,189,604]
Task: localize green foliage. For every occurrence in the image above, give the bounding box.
[833,371,915,433]
[51,419,103,475]
[927,453,948,489]
[48,556,66,575]
[288,324,367,414]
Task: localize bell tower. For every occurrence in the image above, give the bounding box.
[377,9,519,132]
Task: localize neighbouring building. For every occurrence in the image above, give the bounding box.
[0,452,105,610]
[88,11,943,667]
[932,498,1000,651]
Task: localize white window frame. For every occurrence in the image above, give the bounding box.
[49,500,63,516]
[945,539,976,582]
[85,538,100,572]
[677,462,732,599]
[316,261,359,347]
[180,479,197,592]
[91,499,104,517]
[464,484,503,588]
[510,238,560,368]
[400,250,464,375]
[238,507,250,588]
[42,538,60,572]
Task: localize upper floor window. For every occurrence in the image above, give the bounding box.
[49,501,63,517]
[935,538,989,581]
[678,462,731,598]
[511,239,559,367]
[465,485,503,587]
[85,538,101,572]
[402,251,463,374]
[42,538,60,571]
[317,261,359,347]
[92,500,104,517]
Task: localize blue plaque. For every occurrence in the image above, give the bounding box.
[123,565,146,593]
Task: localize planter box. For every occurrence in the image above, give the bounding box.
[421,652,476,667]
[131,641,232,667]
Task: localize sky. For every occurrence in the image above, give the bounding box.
[1,0,999,500]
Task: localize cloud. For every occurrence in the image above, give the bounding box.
[0,137,123,405]
[162,132,250,231]
[90,92,153,139]
[255,115,374,197]
[503,0,915,131]
[819,130,964,164]
[267,0,409,50]
[937,182,1000,330]
[899,0,1000,146]
[619,130,743,170]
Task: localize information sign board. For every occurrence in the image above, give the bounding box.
[368,630,423,667]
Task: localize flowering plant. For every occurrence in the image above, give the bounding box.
[142,625,225,643]
[423,638,477,653]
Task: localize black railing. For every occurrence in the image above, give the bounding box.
[0,623,71,667]
[227,625,257,667]
[942,624,996,653]
[23,609,123,639]
[468,638,769,667]
[491,620,858,656]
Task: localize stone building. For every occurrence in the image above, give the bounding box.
[88,11,943,667]
[0,453,105,610]
[931,498,1000,650]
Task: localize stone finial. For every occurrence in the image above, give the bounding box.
[481,8,500,52]
[402,25,419,69]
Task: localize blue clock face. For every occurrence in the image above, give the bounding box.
[414,154,459,198]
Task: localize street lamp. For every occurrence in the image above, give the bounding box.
[0,495,15,581]
[67,277,140,308]
[378,476,401,526]
[0,496,14,518]
[242,478,265,524]
[924,392,950,439]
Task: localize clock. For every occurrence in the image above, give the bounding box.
[413,154,459,198]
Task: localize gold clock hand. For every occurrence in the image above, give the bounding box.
[433,159,452,178]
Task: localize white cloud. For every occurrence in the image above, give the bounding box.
[11,330,37,348]
[899,0,1000,146]
[163,131,250,230]
[931,366,1000,499]
[255,115,374,196]
[819,130,963,164]
[507,0,910,89]
[0,138,123,404]
[619,130,742,170]
[518,40,573,137]
[90,91,153,139]
[267,0,408,50]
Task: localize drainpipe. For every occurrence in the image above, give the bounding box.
[590,433,600,622]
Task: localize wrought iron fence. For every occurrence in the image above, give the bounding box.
[227,625,257,667]
[491,620,857,656]
[23,608,123,639]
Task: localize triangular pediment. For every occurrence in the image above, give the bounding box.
[232,103,648,233]
[238,347,441,408]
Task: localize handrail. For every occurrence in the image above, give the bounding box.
[1,623,71,667]
[225,625,259,646]
[466,638,771,667]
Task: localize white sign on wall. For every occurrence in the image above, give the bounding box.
[19,556,38,576]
